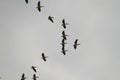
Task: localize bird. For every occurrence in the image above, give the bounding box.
[61,31,68,40]
[73,39,80,49]
[32,74,38,80]
[61,39,67,47]
[25,0,28,4]
[31,66,37,72]
[62,19,69,29]
[48,16,54,23]
[21,73,27,80]
[41,53,48,61]
[36,1,44,12]
[61,46,67,55]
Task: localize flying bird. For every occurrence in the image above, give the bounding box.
[61,31,68,40]
[21,73,27,80]
[41,53,48,61]
[61,39,67,47]
[62,19,69,29]
[73,39,80,49]
[25,0,28,4]
[61,46,67,55]
[36,1,44,12]
[32,74,38,80]
[31,66,37,72]
[48,16,54,23]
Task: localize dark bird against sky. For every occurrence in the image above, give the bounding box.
[61,38,67,47]
[32,74,38,80]
[41,53,48,61]
[73,39,80,49]
[21,73,26,80]
[61,46,67,55]
[36,1,44,12]
[62,30,68,40]
[31,66,37,72]
[62,19,69,29]
[48,16,54,23]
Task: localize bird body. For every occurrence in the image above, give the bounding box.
[21,73,26,80]
[48,16,54,23]
[73,39,80,49]
[36,1,44,12]
[61,31,68,40]
[62,19,68,29]
[61,46,67,55]
[41,53,48,61]
[61,39,67,47]
[31,66,37,72]
[32,74,38,80]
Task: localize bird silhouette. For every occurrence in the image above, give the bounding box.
[41,53,48,61]
[61,46,67,55]
[21,73,27,80]
[62,19,69,29]
[25,0,28,4]
[61,30,68,40]
[32,74,38,80]
[48,16,54,23]
[36,1,44,12]
[61,38,67,47]
[31,66,37,72]
[73,39,80,49]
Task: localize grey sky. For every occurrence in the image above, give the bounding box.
[0,0,120,80]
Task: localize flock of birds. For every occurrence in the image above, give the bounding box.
[1,0,81,80]
[25,0,80,58]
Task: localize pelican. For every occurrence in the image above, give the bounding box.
[41,53,48,61]
[61,39,67,47]
[61,46,67,55]
[32,74,38,80]
[21,73,26,80]
[48,16,54,23]
[62,19,69,29]
[73,39,80,49]
[25,0,28,4]
[36,1,44,12]
[31,66,37,72]
[61,31,68,40]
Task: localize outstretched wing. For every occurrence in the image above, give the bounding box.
[75,39,78,45]
[62,31,65,36]
[73,44,77,49]
[48,16,54,23]
[62,19,65,24]
[25,0,28,4]
[38,7,41,12]
[37,1,40,7]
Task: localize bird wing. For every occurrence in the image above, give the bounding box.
[75,39,78,44]
[62,19,65,24]
[25,0,28,4]
[42,53,46,61]
[38,7,41,12]
[38,1,40,7]
[43,57,46,61]
[73,44,77,49]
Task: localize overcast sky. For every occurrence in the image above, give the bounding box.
[0,0,120,80]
